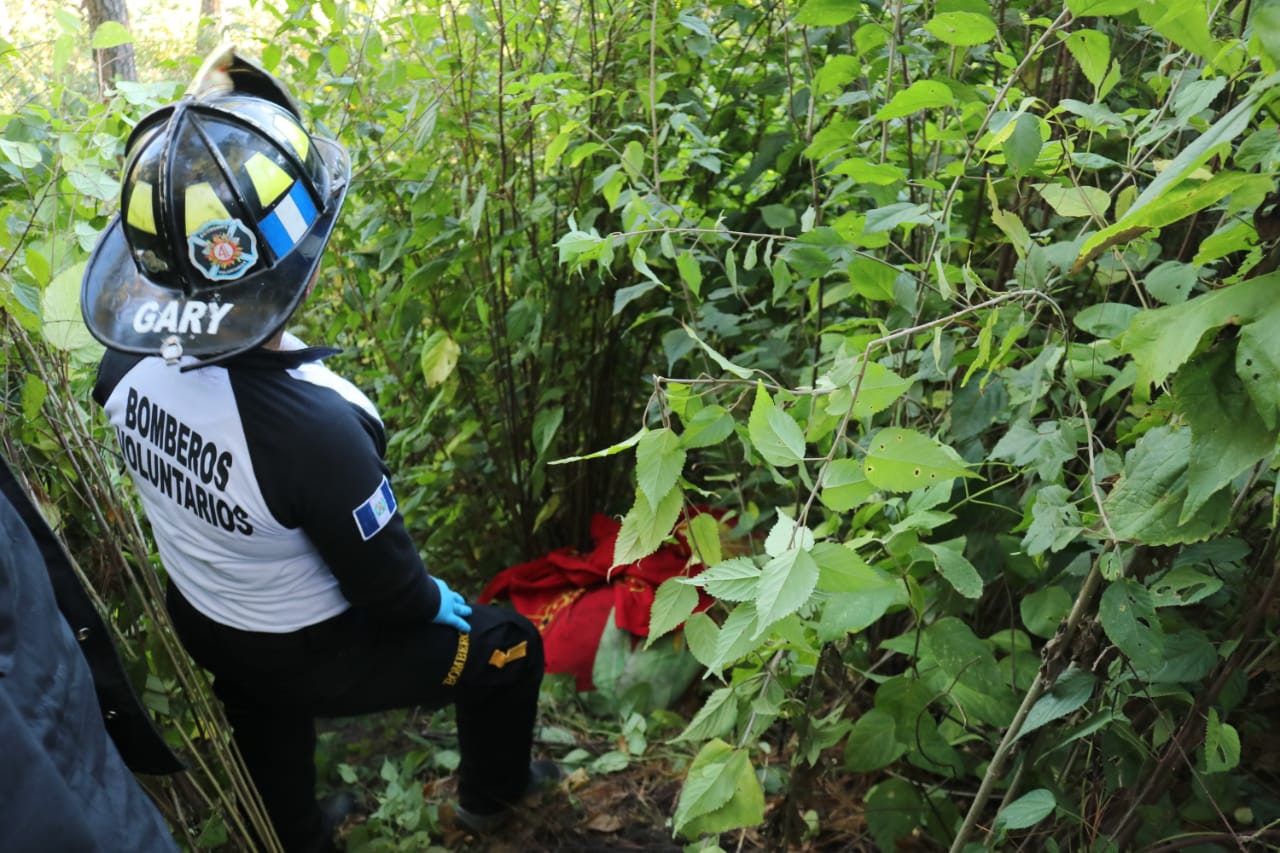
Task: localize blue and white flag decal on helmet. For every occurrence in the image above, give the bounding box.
[259,180,318,259]
[353,475,398,541]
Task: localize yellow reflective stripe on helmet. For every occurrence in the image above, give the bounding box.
[127,180,157,235]
[273,114,310,161]
[244,152,292,207]
[184,183,231,234]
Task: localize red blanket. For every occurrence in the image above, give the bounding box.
[478,512,715,690]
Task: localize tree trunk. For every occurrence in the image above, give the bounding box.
[81,0,137,98]
[197,0,223,53]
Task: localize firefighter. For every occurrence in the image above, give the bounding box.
[80,46,553,852]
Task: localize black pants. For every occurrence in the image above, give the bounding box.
[166,584,544,852]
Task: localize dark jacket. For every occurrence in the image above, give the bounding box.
[0,454,179,852]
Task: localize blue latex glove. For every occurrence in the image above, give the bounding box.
[431,576,473,633]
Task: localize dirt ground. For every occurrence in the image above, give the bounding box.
[320,708,878,853]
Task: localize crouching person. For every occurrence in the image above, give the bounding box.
[80,46,550,852]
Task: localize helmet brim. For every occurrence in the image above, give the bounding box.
[80,135,349,361]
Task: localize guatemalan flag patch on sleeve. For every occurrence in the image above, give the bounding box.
[353,476,397,541]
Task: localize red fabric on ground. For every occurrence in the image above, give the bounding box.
[478,512,714,690]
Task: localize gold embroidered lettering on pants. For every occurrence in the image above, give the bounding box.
[488,640,528,669]
[443,633,470,686]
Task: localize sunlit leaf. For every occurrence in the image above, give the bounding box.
[419,330,460,387]
[863,427,975,492]
[924,11,997,46]
[874,80,955,120]
[91,21,132,49]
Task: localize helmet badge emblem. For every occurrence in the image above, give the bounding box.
[188,218,258,281]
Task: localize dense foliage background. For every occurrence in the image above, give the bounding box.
[4,0,1280,849]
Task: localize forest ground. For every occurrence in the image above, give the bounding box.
[316,688,875,852]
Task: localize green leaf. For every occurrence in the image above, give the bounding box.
[1083,173,1254,265]
[918,617,1015,727]
[1204,708,1241,773]
[1138,0,1217,59]
[924,11,997,46]
[42,262,103,363]
[636,428,686,510]
[614,485,683,566]
[1003,113,1042,175]
[674,687,741,743]
[1035,182,1110,218]
[676,251,702,297]
[0,139,41,169]
[815,548,905,632]
[712,601,764,669]
[995,789,1056,831]
[685,512,723,567]
[1065,30,1112,94]
[680,405,735,450]
[1255,0,1280,65]
[1099,578,1165,674]
[874,80,955,121]
[683,323,753,379]
[1149,565,1224,607]
[682,612,719,669]
[1144,261,1199,305]
[419,330,460,387]
[863,427,974,492]
[863,202,934,233]
[864,779,923,851]
[847,361,913,418]
[1104,426,1232,545]
[755,549,819,636]
[990,419,1078,482]
[21,376,47,422]
[697,557,761,602]
[794,0,860,26]
[922,538,983,599]
[764,509,815,557]
[328,44,350,75]
[748,382,807,468]
[91,21,133,48]
[1017,666,1096,741]
[674,740,764,839]
[613,279,662,315]
[550,427,644,465]
[1238,304,1280,429]
[532,406,564,457]
[1023,485,1082,556]
[1150,629,1217,684]
[1075,303,1140,339]
[844,709,907,771]
[1079,74,1280,264]
[647,578,700,646]
[811,542,876,592]
[1021,584,1073,638]
[467,184,486,237]
[1122,272,1278,396]
[1067,0,1139,14]
[820,458,876,511]
[1173,346,1273,522]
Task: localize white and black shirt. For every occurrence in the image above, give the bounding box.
[94,334,440,633]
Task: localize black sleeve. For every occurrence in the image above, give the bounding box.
[92,350,144,408]
[232,371,441,624]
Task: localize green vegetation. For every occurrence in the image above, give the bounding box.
[4,0,1280,849]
